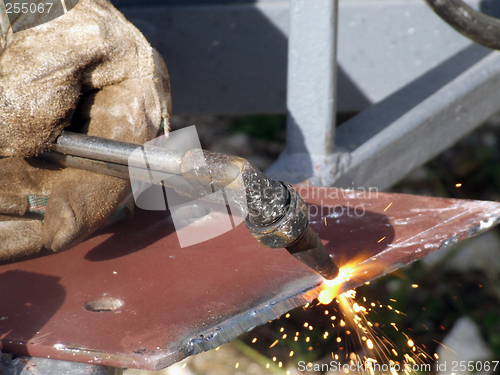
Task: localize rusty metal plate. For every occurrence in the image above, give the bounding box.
[1,187,500,370]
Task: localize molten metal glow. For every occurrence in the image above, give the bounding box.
[246,260,435,373]
[318,267,354,305]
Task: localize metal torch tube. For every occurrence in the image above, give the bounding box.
[51,132,183,175]
[45,132,339,280]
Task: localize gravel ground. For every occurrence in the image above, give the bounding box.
[169,115,286,171]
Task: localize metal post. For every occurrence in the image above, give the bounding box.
[267,0,339,185]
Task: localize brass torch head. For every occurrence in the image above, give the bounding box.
[245,182,339,280]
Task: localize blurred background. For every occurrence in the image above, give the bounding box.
[124,113,500,374]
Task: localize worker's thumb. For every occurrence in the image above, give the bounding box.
[0,219,43,260]
[42,168,131,252]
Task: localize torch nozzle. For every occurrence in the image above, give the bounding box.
[285,225,339,280]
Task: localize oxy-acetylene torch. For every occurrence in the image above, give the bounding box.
[41,132,339,280]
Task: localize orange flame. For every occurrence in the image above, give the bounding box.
[317,266,354,304]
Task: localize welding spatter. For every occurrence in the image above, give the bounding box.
[42,132,340,280]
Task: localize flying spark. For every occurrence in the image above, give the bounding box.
[245,262,433,374]
[366,339,374,349]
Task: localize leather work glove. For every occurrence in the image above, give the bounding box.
[0,0,171,261]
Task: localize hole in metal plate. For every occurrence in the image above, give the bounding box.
[84,298,124,312]
[174,204,211,221]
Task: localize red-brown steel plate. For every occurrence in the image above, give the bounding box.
[1,187,499,370]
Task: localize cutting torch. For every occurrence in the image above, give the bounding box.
[41,132,339,280]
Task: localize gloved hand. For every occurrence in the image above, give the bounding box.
[0,0,171,261]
